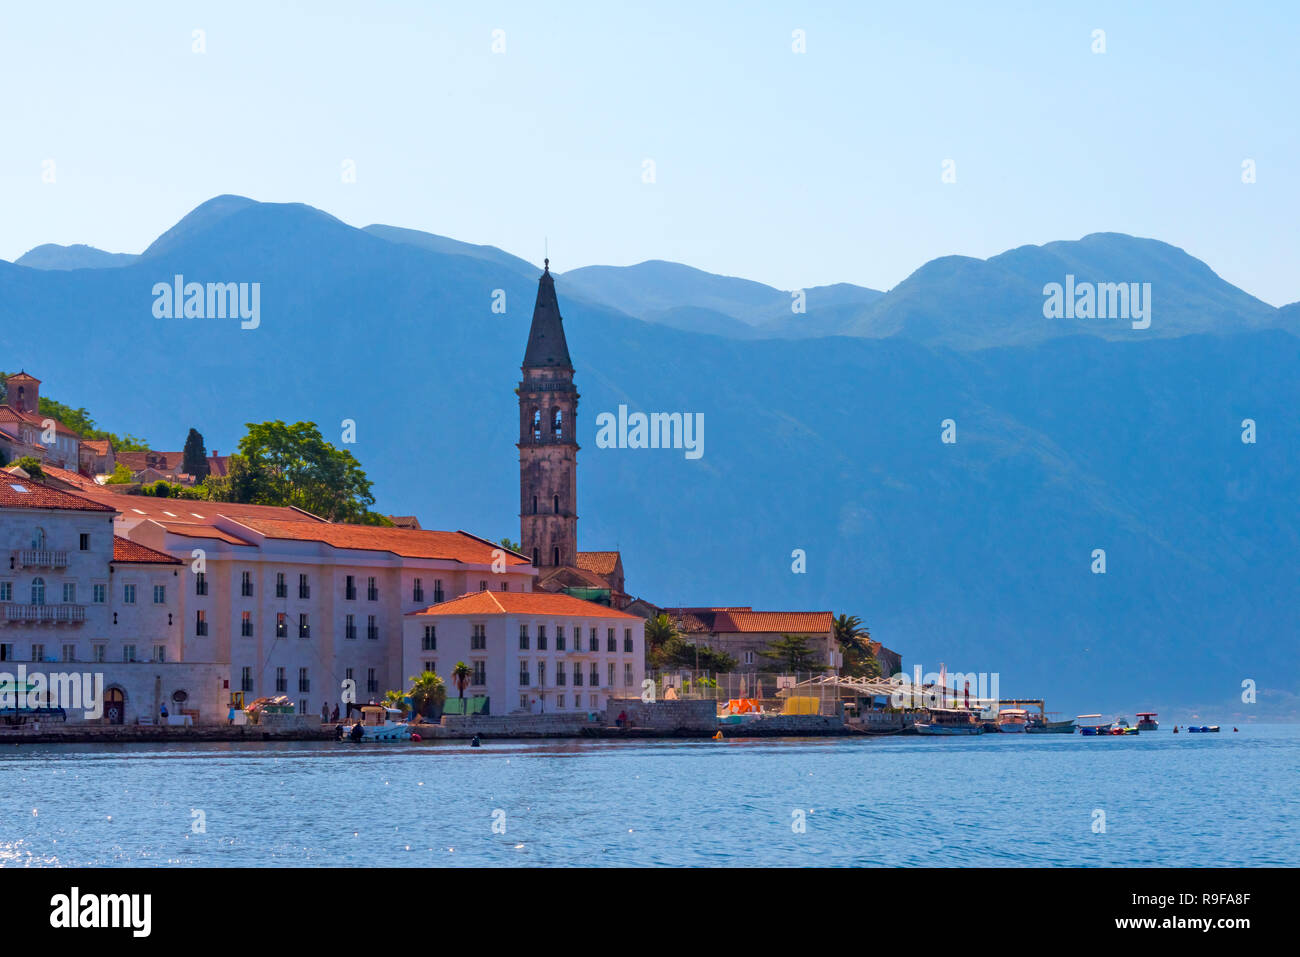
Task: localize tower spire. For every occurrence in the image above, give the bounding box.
[521,261,572,370]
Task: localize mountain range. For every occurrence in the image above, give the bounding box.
[3,195,1296,719]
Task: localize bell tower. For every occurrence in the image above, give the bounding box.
[518,260,579,569]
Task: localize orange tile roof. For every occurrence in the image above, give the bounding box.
[0,475,116,512]
[112,536,183,564]
[0,404,81,437]
[664,607,833,634]
[576,551,621,576]
[235,519,533,565]
[73,488,324,525]
[82,439,112,455]
[157,522,257,546]
[38,465,103,492]
[410,590,641,619]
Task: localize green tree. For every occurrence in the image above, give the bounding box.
[11,456,44,480]
[382,689,409,714]
[499,537,522,553]
[450,662,473,710]
[657,636,738,673]
[104,462,134,485]
[834,613,879,677]
[644,613,679,664]
[407,671,447,719]
[217,420,386,523]
[0,375,149,450]
[759,634,828,673]
[182,428,209,481]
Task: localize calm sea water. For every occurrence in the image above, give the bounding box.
[3,725,1297,867]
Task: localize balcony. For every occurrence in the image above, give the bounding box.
[13,549,68,569]
[3,603,86,624]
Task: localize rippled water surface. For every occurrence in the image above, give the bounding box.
[3,726,1297,866]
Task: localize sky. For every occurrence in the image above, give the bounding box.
[1,0,1297,305]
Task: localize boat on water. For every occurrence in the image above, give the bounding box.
[1076,714,1112,736]
[1136,712,1159,731]
[1026,712,1076,734]
[996,708,1029,733]
[336,705,413,742]
[1188,725,1221,733]
[915,708,985,736]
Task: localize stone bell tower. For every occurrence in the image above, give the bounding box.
[518,260,579,569]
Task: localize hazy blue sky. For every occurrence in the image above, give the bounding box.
[2,1,1296,304]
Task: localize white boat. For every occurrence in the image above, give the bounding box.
[337,705,413,742]
[997,708,1029,733]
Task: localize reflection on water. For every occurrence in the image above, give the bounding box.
[2,728,1297,867]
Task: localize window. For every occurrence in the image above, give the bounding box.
[422,625,436,651]
[195,572,207,596]
[32,577,46,605]
[553,546,560,566]
[556,626,566,652]
[298,668,310,693]
[195,610,208,636]
[275,667,287,693]
[553,494,560,514]
[241,571,254,597]
[553,409,563,439]
[345,575,356,601]
[624,629,633,653]
[62,582,76,603]
[93,644,105,663]
[556,662,567,686]
[608,662,615,687]
[298,574,310,599]
[345,614,356,640]
[573,664,583,686]
[743,650,754,665]
[589,664,599,686]
[298,613,310,638]
[471,624,486,650]
[367,668,378,693]
[479,580,487,591]
[154,645,166,663]
[0,644,12,662]
[532,547,540,567]
[93,584,106,604]
[607,628,616,653]
[472,661,486,686]
[589,628,599,652]
[557,694,566,709]
[537,625,547,650]
[276,613,287,638]
[345,667,354,683]
[153,584,165,604]
[30,643,44,662]
[423,660,436,675]
[519,665,530,687]
[241,667,254,693]
[500,581,508,592]
[433,579,444,603]
[519,624,529,650]
[0,582,10,602]
[122,584,135,605]
[367,615,378,640]
[367,577,378,601]
[124,644,137,662]
[520,695,529,711]
[241,611,253,637]
[624,663,633,688]
[538,661,546,686]
[413,578,424,603]
[276,573,287,598]
[79,533,90,551]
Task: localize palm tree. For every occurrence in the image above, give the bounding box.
[382,689,409,714]
[833,613,876,677]
[407,670,447,719]
[644,613,679,666]
[450,661,473,713]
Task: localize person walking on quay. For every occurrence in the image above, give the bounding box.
[321,701,329,723]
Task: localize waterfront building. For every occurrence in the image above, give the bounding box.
[77,489,537,716]
[403,589,645,714]
[662,607,840,672]
[0,475,225,724]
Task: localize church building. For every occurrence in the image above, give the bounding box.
[517,261,628,608]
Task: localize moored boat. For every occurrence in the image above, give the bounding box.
[1187,724,1220,733]
[336,704,413,742]
[915,708,985,735]
[996,708,1029,733]
[1076,714,1111,736]
[1136,712,1159,731]
[1026,712,1076,734]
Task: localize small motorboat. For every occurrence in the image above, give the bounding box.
[1076,714,1111,736]
[1187,725,1220,733]
[336,704,412,742]
[1026,713,1076,734]
[1136,712,1159,731]
[1108,717,1139,735]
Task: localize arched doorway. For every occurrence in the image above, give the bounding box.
[104,687,125,725]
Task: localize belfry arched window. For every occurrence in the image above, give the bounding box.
[532,548,540,567]
[553,495,560,515]
[532,409,541,442]
[553,546,561,567]
[553,409,563,439]
[532,495,538,515]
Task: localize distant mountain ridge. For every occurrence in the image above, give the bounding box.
[2,195,1295,718]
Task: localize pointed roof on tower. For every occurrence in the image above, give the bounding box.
[521,259,573,371]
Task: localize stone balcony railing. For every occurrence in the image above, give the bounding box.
[12,549,69,569]
[2,603,87,624]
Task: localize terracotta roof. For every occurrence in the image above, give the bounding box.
[5,372,38,384]
[235,519,533,565]
[37,465,103,492]
[388,515,421,529]
[410,590,641,619]
[73,488,325,525]
[0,475,116,512]
[112,535,183,564]
[206,455,229,478]
[664,607,833,635]
[576,551,620,576]
[82,439,112,455]
[0,404,81,437]
[536,564,614,590]
[116,451,184,472]
[157,522,257,546]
